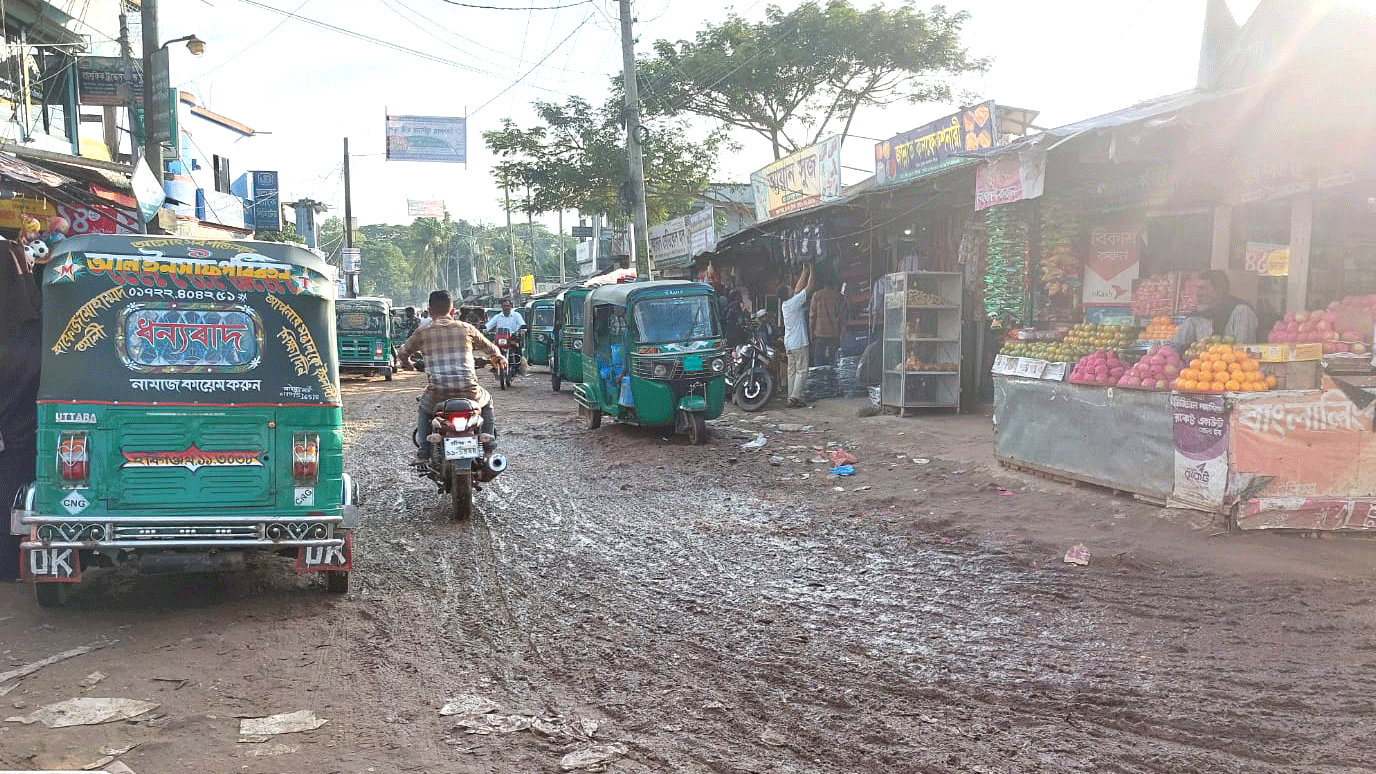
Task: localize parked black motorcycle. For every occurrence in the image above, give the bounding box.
[413,399,508,519]
[729,316,779,412]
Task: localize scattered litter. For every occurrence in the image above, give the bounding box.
[852,485,872,492]
[453,713,533,734]
[808,455,828,464]
[78,743,141,771]
[151,676,188,690]
[997,488,1015,497]
[799,473,810,479]
[100,742,141,757]
[768,455,785,466]
[439,694,499,717]
[0,641,113,684]
[532,715,598,740]
[912,458,931,465]
[0,684,15,697]
[951,469,967,475]
[239,710,328,737]
[1063,544,1091,566]
[830,464,855,476]
[244,743,299,757]
[6,697,159,728]
[775,423,811,432]
[759,726,788,746]
[79,671,107,689]
[559,743,628,771]
[828,449,858,466]
[103,763,137,774]
[831,486,845,492]
[740,434,767,450]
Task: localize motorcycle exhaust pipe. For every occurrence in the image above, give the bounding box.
[478,453,508,481]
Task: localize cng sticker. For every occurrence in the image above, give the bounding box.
[61,491,89,515]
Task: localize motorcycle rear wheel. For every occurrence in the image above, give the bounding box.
[450,467,473,520]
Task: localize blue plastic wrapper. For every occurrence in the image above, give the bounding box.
[830,464,855,475]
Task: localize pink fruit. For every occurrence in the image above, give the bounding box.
[1295,311,1309,323]
[1342,330,1362,341]
[1286,321,1299,333]
[1164,365,1180,377]
[1120,376,1140,388]
[1155,379,1169,390]
[1317,320,1333,332]
[1268,331,1281,343]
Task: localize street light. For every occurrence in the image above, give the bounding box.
[161,34,206,56]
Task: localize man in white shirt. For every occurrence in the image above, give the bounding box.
[485,298,528,372]
[781,263,816,407]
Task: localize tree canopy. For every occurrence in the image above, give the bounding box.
[638,0,986,159]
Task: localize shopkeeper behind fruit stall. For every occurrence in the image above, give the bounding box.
[1170,270,1259,352]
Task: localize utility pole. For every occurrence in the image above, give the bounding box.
[140,0,161,190]
[118,10,139,165]
[525,185,536,299]
[342,137,355,298]
[618,0,651,280]
[503,182,517,301]
[557,209,566,284]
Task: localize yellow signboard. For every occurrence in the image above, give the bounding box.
[520,274,534,294]
[0,197,55,231]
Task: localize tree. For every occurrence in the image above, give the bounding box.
[254,223,307,244]
[359,241,411,302]
[638,1,986,159]
[409,215,459,293]
[483,95,729,227]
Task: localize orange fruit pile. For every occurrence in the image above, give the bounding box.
[1140,315,1179,341]
[1173,345,1276,393]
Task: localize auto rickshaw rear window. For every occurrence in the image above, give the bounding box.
[338,311,384,332]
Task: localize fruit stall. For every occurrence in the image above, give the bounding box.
[990,294,1376,531]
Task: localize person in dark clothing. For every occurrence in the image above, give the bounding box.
[1,240,41,581]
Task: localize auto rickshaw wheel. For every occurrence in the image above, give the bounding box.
[580,404,602,430]
[685,412,708,445]
[450,468,473,520]
[34,582,67,608]
[382,366,394,381]
[551,354,562,391]
[326,571,350,594]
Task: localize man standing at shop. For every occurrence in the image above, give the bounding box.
[1171,270,1259,352]
[781,263,816,408]
[810,274,845,365]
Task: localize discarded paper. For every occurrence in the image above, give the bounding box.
[560,743,628,771]
[453,712,532,735]
[439,694,499,717]
[1063,544,1091,566]
[0,641,112,684]
[244,742,300,757]
[79,671,107,689]
[239,709,328,737]
[740,434,767,450]
[6,697,159,728]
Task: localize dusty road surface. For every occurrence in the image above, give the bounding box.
[4,368,1376,773]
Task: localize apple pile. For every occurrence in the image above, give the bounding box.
[1069,350,1128,387]
[1266,295,1376,355]
[1116,345,1183,390]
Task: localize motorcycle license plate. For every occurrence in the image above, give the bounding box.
[444,436,481,460]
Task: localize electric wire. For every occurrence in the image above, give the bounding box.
[469,9,595,115]
[176,0,311,87]
[437,0,592,9]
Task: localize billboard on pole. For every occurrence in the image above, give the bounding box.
[386,115,467,163]
[407,199,446,217]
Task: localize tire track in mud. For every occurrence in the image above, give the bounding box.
[335,375,1376,774]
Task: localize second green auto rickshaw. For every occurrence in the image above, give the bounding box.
[336,296,394,380]
[550,285,590,392]
[572,281,727,445]
[522,297,556,368]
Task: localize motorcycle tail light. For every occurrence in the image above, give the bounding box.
[57,431,89,483]
[292,432,320,484]
[447,412,480,431]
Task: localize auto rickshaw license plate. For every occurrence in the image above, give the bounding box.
[684,355,703,371]
[444,437,481,460]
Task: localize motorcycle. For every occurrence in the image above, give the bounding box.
[728,316,779,412]
[413,398,508,520]
[490,329,523,389]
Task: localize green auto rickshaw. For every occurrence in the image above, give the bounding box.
[523,298,556,368]
[550,286,590,392]
[13,235,358,606]
[572,281,727,445]
[336,296,394,380]
[390,305,421,360]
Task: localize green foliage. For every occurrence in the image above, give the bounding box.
[483,95,728,224]
[638,0,986,158]
[254,223,307,244]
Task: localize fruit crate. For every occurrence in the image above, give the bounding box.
[882,271,962,413]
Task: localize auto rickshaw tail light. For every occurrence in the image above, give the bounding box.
[292,432,320,485]
[57,431,89,483]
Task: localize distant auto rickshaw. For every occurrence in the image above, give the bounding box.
[336,296,394,380]
[390,306,420,361]
[13,236,358,606]
[551,286,590,392]
[572,281,727,445]
[523,298,556,368]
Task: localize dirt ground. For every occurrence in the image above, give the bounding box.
[3,367,1376,773]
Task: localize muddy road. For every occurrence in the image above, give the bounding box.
[3,368,1376,773]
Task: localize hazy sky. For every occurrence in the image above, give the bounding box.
[157,0,1335,230]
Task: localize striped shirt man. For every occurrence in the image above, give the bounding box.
[398,316,502,405]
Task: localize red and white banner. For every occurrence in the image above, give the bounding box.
[975,148,1045,211]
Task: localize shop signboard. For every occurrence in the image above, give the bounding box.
[1169,392,1228,510]
[406,199,446,217]
[975,148,1046,211]
[1243,242,1289,276]
[76,56,142,106]
[875,101,995,186]
[648,216,690,265]
[57,204,140,235]
[1230,388,1376,501]
[749,135,843,222]
[386,115,467,163]
[199,189,247,229]
[250,170,280,232]
[686,209,717,255]
[341,247,362,273]
[1083,230,1140,305]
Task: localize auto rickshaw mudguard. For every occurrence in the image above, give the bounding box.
[677,395,708,413]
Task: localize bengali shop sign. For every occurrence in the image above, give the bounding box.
[1169,392,1229,510]
[1083,230,1140,305]
[874,101,995,186]
[975,148,1046,211]
[1229,389,1376,500]
[749,135,843,221]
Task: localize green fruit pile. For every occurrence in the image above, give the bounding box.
[1183,334,1237,361]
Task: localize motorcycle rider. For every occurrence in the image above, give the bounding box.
[484,297,527,374]
[398,290,507,461]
